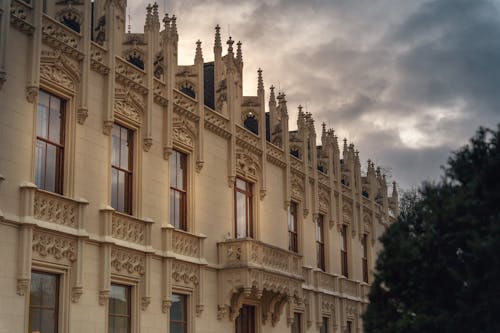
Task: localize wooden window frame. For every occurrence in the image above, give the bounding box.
[316,215,326,271]
[341,225,348,278]
[170,293,188,333]
[234,178,253,238]
[108,283,132,333]
[362,234,368,283]
[288,202,299,253]
[29,271,60,333]
[170,150,188,231]
[111,123,134,215]
[35,90,66,194]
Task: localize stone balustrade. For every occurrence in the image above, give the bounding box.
[100,207,153,247]
[218,238,303,278]
[162,225,206,261]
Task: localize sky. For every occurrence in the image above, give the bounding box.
[129,0,500,190]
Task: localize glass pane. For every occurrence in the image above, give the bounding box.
[112,125,120,166]
[37,103,49,139]
[170,151,178,187]
[111,168,118,210]
[120,127,130,170]
[108,316,115,333]
[170,294,185,321]
[29,307,42,333]
[40,308,56,333]
[49,100,62,144]
[171,190,180,229]
[110,285,129,315]
[34,140,46,189]
[236,192,246,238]
[170,189,176,227]
[236,178,246,190]
[117,170,125,213]
[177,153,186,190]
[114,316,129,333]
[170,322,185,333]
[44,144,57,192]
[38,90,50,108]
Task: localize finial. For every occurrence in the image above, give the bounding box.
[214,24,222,51]
[392,181,398,196]
[195,40,203,62]
[170,15,177,36]
[298,104,303,116]
[236,41,243,63]
[257,68,264,92]
[322,122,326,135]
[163,13,170,32]
[128,12,132,33]
[146,4,152,26]
[227,36,234,54]
[152,3,159,26]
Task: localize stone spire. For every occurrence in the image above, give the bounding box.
[257,68,264,93]
[163,13,170,35]
[236,41,242,63]
[227,36,234,56]
[170,15,178,40]
[214,24,222,55]
[269,85,276,107]
[152,2,160,29]
[195,40,203,63]
[145,4,153,27]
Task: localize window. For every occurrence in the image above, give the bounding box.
[235,305,255,333]
[288,202,298,253]
[345,321,353,333]
[170,293,188,333]
[362,234,368,283]
[179,82,196,99]
[243,114,259,135]
[170,150,187,230]
[341,225,348,277]
[35,90,65,194]
[291,313,301,333]
[235,178,253,238]
[109,284,131,333]
[127,53,144,70]
[111,123,133,215]
[316,215,325,271]
[29,271,59,333]
[320,317,328,333]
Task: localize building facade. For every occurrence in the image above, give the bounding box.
[0,1,399,333]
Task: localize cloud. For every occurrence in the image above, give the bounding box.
[130,0,500,189]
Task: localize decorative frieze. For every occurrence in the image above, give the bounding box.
[291,172,305,200]
[32,230,76,263]
[236,125,261,154]
[111,213,147,245]
[266,143,286,168]
[90,42,109,75]
[204,107,231,139]
[172,260,199,287]
[153,78,168,106]
[110,248,145,276]
[33,190,78,228]
[171,230,200,258]
[10,0,34,35]
[42,14,83,60]
[173,89,197,114]
[115,56,148,94]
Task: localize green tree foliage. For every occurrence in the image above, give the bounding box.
[364,125,500,333]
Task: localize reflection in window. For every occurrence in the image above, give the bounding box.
[35,90,65,194]
[362,234,368,283]
[29,271,59,333]
[170,150,187,230]
[235,178,253,238]
[235,305,255,333]
[291,312,302,333]
[109,284,131,333]
[288,202,298,253]
[320,317,328,333]
[316,215,325,270]
[170,293,188,333]
[341,225,348,277]
[111,123,133,214]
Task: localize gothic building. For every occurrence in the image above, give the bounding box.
[0,1,399,333]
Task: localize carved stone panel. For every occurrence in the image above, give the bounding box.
[110,248,145,277]
[172,260,199,288]
[32,230,76,264]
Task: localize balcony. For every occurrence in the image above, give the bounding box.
[217,238,303,324]
[100,207,153,248]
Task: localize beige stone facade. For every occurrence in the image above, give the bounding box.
[0,1,398,332]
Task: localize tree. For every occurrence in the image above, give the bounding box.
[364,125,500,333]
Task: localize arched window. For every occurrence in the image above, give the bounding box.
[61,16,80,33]
[179,82,196,99]
[127,54,144,70]
[290,148,300,158]
[243,113,258,135]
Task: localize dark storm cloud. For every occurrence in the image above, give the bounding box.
[132,0,500,189]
